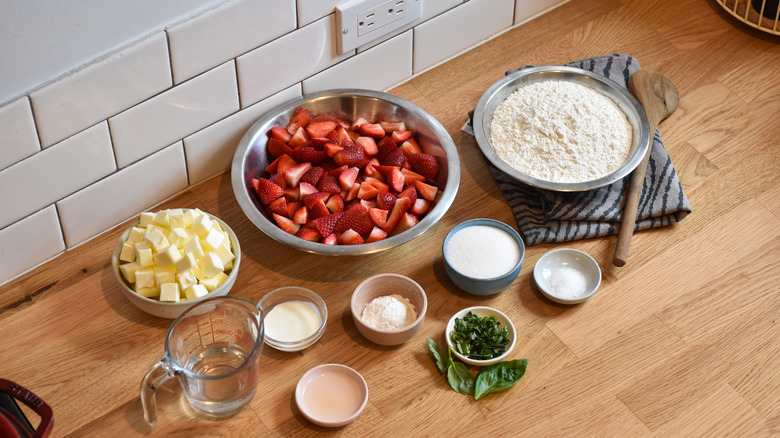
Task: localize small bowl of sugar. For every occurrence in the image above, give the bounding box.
[442,218,525,296]
[533,248,602,304]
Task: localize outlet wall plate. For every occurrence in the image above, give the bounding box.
[336,0,421,55]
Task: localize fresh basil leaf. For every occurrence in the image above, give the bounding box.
[473,359,528,400]
[426,338,449,374]
[449,312,510,360]
[447,361,475,395]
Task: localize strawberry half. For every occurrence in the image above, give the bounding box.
[253,177,284,205]
[409,153,440,179]
[287,108,311,134]
[334,204,374,235]
[267,137,293,159]
[338,229,364,245]
[305,121,337,139]
[313,213,342,237]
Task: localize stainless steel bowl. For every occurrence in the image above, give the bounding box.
[472,66,651,192]
[231,89,460,255]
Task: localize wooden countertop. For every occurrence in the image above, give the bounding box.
[2,0,778,436]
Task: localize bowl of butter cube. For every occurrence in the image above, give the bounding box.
[111,208,241,318]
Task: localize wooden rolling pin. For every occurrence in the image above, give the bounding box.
[612,69,679,267]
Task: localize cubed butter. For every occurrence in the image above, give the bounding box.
[184,284,209,300]
[119,242,136,262]
[159,283,180,302]
[176,252,197,272]
[136,246,154,267]
[214,243,235,266]
[144,228,169,252]
[198,252,224,278]
[168,228,189,248]
[153,210,170,227]
[184,209,200,228]
[154,266,176,286]
[135,286,160,298]
[184,236,204,260]
[126,227,146,245]
[200,272,228,291]
[178,268,198,291]
[139,212,156,227]
[169,209,185,228]
[200,227,225,252]
[192,214,213,237]
[135,268,156,289]
[119,261,141,283]
[154,245,182,268]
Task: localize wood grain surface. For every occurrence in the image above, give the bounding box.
[1,0,778,436]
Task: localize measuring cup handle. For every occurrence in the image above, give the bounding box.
[140,359,174,426]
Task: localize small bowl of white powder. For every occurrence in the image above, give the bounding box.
[533,248,602,304]
[442,218,525,296]
[351,273,427,346]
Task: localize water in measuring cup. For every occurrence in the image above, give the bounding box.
[180,342,259,417]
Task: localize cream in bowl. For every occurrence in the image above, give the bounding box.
[258,286,327,352]
[442,218,525,295]
[295,364,369,428]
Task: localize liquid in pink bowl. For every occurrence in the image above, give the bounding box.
[295,364,368,427]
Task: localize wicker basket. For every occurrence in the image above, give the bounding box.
[717,0,779,35]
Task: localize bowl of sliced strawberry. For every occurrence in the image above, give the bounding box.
[232,89,460,255]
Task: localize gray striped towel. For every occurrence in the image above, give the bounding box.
[463,54,691,246]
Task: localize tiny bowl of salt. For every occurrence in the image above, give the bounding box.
[533,248,602,304]
[442,218,525,296]
[351,273,427,346]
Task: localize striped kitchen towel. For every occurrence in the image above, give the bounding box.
[463,54,692,246]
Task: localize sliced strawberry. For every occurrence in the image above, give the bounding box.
[253,177,284,205]
[360,199,377,210]
[286,201,302,218]
[267,137,293,159]
[391,130,413,143]
[334,125,354,147]
[305,121,337,139]
[338,229,364,245]
[363,176,389,193]
[265,155,283,174]
[379,147,405,167]
[326,194,345,213]
[343,182,361,201]
[289,146,327,164]
[363,158,383,180]
[398,185,417,204]
[285,162,312,188]
[300,166,325,186]
[376,136,398,159]
[387,167,404,192]
[284,187,300,202]
[324,142,343,158]
[316,173,342,194]
[303,192,330,209]
[409,153,440,179]
[273,213,300,234]
[322,233,338,245]
[268,196,288,216]
[269,126,293,143]
[377,192,396,210]
[309,137,330,149]
[298,181,318,199]
[268,172,287,189]
[311,115,349,128]
[349,117,370,131]
[334,145,368,168]
[357,182,379,200]
[369,207,388,228]
[313,213,342,237]
[401,168,426,185]
[338,167,360,190]
[414,180,438,201]
[335,204,374,235]
[383,196,413,232]
[287,108,310,134]
[355,136,378,155]
[400,138,422,156]
[295,227,321,242]
[309,201,330,219]
[359,123,385,138]
[328,165,349,176]
[391,212,419,236]
[366,226,388,243]
[411,198,431,216]
[276,154,299,177]
[293,205,309,224]
[288,126,310,148]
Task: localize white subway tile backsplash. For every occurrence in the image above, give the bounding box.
[515,0,566,24]
[303,31,413,93]
[0,206,65,286]
[236,15,354,108]
[413,0,514,74]
[0,96,40,171]
[0,122,115,230]
[57,142,188,248]
[109,61,239,168]
[297,0,342,27]
[184,84,302,185]
[168,0,297,84]
[30,33,171,148]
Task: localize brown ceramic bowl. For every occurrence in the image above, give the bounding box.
[351,273,427,346]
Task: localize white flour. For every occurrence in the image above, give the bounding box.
[490,80,632,183]
[361,295,416,330]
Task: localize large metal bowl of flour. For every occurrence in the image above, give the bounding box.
[472,66,651,192]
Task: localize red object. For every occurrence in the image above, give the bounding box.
[0,379,53,438]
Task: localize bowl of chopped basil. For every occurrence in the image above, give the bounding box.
[445,306,516,366]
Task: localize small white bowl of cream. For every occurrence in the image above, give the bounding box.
[295,363,368,427]
[258,286,327,351]
[533,248,602,304]
[442,218,525,295]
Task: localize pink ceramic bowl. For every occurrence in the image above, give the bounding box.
[351,273,427,346]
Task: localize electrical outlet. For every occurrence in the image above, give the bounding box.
[336,0,421,54]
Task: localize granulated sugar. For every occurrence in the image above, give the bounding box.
[445,225,521,279]
[548,266,588,299]
[490,80,632,183]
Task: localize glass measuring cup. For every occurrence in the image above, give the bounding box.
[140,296,264,425]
